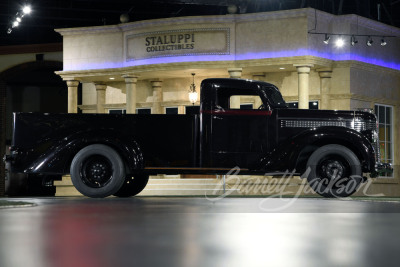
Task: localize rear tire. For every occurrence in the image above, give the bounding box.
[305,144,363,198]
[114,174,149,197]
[70,144,126,198]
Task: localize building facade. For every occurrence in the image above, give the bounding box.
[54,8,400,196]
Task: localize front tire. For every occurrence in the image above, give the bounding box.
[114,174,149,197]
[305,144,363,198]
[70,144,126,198]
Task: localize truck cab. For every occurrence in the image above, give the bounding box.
[200,78,284,169]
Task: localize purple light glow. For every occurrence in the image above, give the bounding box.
[63,49,400,71]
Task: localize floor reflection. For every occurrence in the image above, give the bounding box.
[1,197,400,267]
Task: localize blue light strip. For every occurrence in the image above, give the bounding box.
[65,49,400,71]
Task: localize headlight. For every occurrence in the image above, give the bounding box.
[372,130,378,143]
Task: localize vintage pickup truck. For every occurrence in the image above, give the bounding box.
[4,78,391,198]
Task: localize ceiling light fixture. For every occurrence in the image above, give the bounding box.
[323,34,330,44]
[7,4,32,34]
[366,36,373,46]
[351,35,358,46]
[308,32,394,48]
[188,73,198,105]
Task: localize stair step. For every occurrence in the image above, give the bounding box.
[138,189,239,196]
[55,176,238,197]
[54,176,304,197]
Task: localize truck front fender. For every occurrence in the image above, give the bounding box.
[26,129,144,175]
[261,126,375,173]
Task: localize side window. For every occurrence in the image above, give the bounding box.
[136,108,151,114]
[375,104,393,177]
[287,101,319,110]
[240,104,253,110]
[229,95,264,110]
[109,109,126,114]
[165,107,178,114]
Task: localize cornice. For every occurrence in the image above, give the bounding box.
[333,60,400,75]
[55,24,122,36]
[56,55,334,80]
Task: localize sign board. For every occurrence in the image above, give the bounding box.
[126,28,230,61]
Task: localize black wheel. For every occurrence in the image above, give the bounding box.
[305,144,363,198]
[113,174,149,197]
[70,144,126,198]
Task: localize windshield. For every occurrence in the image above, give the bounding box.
[261,85,287,108]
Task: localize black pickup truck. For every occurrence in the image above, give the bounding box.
[4,78,391,198]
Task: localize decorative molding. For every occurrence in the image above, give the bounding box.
[55,25,122,36]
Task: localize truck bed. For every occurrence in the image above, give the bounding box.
[11,113,199,174]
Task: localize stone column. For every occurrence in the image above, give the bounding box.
[228,68,242,109]
[294,65,313,109]
[318,69,333,110]
[123,75,138,114]
[252,73,265,108]
[95,83,107,113]
[151,80,163,114]
[66,80,79,113]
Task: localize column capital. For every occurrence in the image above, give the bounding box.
[151,80,163,87]
[294,64,314,74]
[317,68,333,78]
[66,80,80,87]
[228,68,242,78]
[122,74,139,83]
[94,83,107,91]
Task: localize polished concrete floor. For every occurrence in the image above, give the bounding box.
[1,197,400,267]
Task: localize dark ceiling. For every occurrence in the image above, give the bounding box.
[1,0,400,46]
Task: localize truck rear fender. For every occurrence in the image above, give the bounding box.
[28,129,144,175]
[63,130,144,174]
[264,127,375,174]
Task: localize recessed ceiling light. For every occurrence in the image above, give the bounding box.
[279,67,285,70]
[109,77,115,80]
